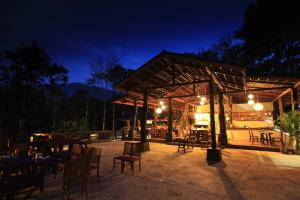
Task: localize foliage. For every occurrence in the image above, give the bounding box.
[0,41,68,136]
[236,0,300,77]
[279,111,300,138]
[87,53,134,89]
[198,0,300,77]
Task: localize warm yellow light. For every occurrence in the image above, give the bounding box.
[253,103,264,111]
[248,94,254,99]
[226,117,230,121]
[156,107,162,114]
[161,105,166,110]
[200,96,206,102]
[199,101,205,105]
[159,101,164,105]
[248,99,255,105]
[194,113,201,120]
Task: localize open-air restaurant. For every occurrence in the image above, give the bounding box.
[1,51,300,199]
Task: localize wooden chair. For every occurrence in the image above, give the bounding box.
[113,142,141,174]
[61,147,94,200]
[249,129,260,144]
[199,131,212,148]
[89,147,102,181]
[177,137,191,153]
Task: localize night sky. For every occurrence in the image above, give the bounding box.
[0,0,253,83]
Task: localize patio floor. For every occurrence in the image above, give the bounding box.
[29,141,300,200]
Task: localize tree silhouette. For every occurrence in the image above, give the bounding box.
[236,0,300,76]
[0,41,68,136]
[88,53,133,130]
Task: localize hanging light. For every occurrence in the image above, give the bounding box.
[199,101,205,105]
[161,105,166,110]
[253,103,264,111]
[196,92,200,98]
[155,107,162,114]
[248,94,254,99]
[248,99,255,105]
[200,96,206,102]
[159,101,164,105]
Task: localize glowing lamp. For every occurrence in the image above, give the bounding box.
[200,96,206,102]
[253,103,264,111]
[159,101,164,105]
[247,99,255,105]
[199,101,205,105]
[248,94,254,99]
[161,105,166,110]
[194,113,201,120]
[155,107,162,114]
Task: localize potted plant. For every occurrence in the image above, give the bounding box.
[279,110,300,154]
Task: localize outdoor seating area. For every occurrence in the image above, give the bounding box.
[0,138,102,200]
[1,141,298,200]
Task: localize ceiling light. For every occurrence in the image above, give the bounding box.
[200,96,206,102]
[155,107,162,114]
[248,99,255,105]
[199,101,205,105]
[248,94,254,99]
[159,101,164,105]
[161,105,166,110]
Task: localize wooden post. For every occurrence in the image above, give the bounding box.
[130,98,137,140]
[112,104,116,139]
[153,105,158,127]
[141,91,148,143]
[218,93,227,146]
[183,103,189,132]
[166,97,173,142]
[207,81,222,162]
[291,88,298,111]
[209,81,217,149]
[278,98,284,115]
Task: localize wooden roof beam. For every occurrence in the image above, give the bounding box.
[272,80,300,102]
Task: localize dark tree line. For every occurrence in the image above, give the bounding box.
[198,0,300,77]
[0,41,131,138]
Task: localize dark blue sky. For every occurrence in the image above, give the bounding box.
[0,0,253,82]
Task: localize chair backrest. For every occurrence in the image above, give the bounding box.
[90,148,102,164]
[123,142,141,157]
[83,147,94,163]
[249,129,254,137]
[71,144,82,159]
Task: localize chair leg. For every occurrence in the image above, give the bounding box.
[121,160,125,173]
[85,183,88,200]
[130,161,134,174]
[97,166,100,182]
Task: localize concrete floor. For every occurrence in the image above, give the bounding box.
[29,141,300,200]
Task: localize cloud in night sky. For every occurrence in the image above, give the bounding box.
[0,0,253,82]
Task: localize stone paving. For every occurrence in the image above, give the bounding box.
[29,141,300,200]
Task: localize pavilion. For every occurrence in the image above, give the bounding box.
[113,51,300,161]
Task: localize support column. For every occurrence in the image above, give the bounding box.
[166,98,173,142]
[291,88,298,111]
[218,93,228,146]
[209,82,217,149]
[207,81,222,162]
[141,91,148,143]
[153,105,158,127]
[278,98,284,116]
[130,98,137,140]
